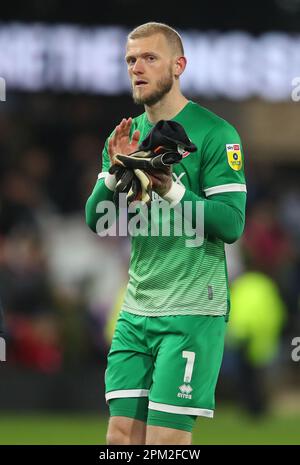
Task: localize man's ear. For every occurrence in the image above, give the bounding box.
[174,56,187,78]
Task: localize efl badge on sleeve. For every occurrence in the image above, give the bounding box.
[226,144,242,171]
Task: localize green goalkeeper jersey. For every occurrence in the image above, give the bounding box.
[100,101,247,317]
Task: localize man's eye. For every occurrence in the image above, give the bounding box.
[147,56,155,62]
[127,58,135,66]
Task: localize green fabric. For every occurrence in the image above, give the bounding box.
[85,101,247,317]
[108,398,196,432]
[147,410,196,432]
[85,179,114,233]
[109,397,148,423]
[105,312,226,415]
[180,190,246,244]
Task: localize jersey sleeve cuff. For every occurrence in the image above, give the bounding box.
[203,183,247,197]
[98,172,117,191]
[162,182,186,207]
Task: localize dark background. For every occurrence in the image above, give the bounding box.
[2,0,300,32]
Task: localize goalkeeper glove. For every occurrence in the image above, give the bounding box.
[109,119,197,204]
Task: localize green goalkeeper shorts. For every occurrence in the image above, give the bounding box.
[105,310,226,431]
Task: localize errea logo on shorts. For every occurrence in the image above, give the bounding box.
[178,384,193,400]
[177,351,195,399]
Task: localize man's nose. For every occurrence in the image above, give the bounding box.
[132,59,144,74]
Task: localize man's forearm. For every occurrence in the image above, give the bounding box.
[87,175,246,243]
[164,186,246,244]
[85,175,116,232]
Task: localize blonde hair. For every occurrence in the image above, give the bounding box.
[128,22,184,56]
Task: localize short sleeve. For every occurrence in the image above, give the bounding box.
[200,122,247,197]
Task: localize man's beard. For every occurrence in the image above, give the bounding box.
[132,69,173,106]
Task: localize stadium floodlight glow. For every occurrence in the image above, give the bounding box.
[0,24,300,101]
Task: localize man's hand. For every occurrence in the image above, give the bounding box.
[107,118,181,202]
[146,165,173,197]
[108,117,140,165]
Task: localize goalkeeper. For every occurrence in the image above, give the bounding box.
[86,22,247,445]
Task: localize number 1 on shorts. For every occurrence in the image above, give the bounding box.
[182,351,195,383]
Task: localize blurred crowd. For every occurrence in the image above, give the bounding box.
[0,94,299,413]
[0,93,131,372]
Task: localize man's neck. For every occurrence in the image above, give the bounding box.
[145,92,189,124]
